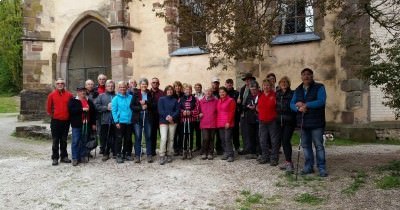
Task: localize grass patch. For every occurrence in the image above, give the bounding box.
[376,160,400,189]
[294,193,324,205]
[0,96,18,113]
[237,190,265,210]
[341,171,367,195]
[277,173,324,188]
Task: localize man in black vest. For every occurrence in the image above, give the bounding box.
[290,68,328,177]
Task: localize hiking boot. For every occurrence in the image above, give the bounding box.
[125,156,133,161]
[147,155,153,163]
[182,152,187,160]
[227,157,234,162]
[116,156,124,164]
[208,154,214,160]
[237,149,247,155]
[80,157,89,163]
[102,155,110,162]
[258,159,269,164]
[256,155,262,162]
[187,151,193,160]
[72,159,79,166]
[201,154,208,160]
[319,170,328,177]
[166,156,173,163]
[134,157,141,163]
[270,160,279,166]
[60,157,71,163]
[221,155,228,160]
[52,159,58,166]
[159,156,166,165]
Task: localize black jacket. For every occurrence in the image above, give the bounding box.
[68,97,96,128]
[130,90,155,124]
[276,88,296,126]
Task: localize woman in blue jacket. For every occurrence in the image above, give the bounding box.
[157,85,179,165]
[111,81,133,164]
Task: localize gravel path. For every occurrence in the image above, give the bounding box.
[0,115,399,209]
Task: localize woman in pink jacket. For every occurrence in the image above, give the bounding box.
[198,87,218,160]
[216,87,236,162]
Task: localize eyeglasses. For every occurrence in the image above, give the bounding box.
[56,83,64,85]
[99,78,106,80]
[152,82,159,84]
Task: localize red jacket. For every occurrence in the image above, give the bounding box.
[257,91,277,123]
[46,89,73,120]
[216,97,236,128]
[199,96,218,129]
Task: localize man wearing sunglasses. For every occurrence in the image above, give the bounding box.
[150,77,165,156]
[46,78,73,166]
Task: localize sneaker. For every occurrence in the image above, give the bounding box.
[52,159,58,166]
[221,155,228,160]
[166,156,173,163]
[102,155,110,162]
[72,159,79,166]
[116,156,124,164]
[147,155,153,163]
[227,157,234,162]
[208,155,214,160]
[125,156,133,161]
[270,160,279,166]
[201,154,208,160]
[134,157,141,163]
[256,155,262,162]
[60,157,71,163]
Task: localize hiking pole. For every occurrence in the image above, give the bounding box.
[140,110,146,161]
[183,117,187,157]
[187,117,192,158]
[295,112,305,181]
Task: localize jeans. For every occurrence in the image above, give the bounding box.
[259,120,280,161]
[100,124,116,156]
[134,111,152,157]
[301,127,326,172]
[50,119,70,160]
[219,128,233,157]
[159,123,177,156]
[71,127,87,160]
[201,129,215,156]
[115,123,133,157]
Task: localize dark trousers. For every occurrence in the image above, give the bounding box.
[100,124,116,156]
[215,129,223,154]
[259,120,280,161]
[201,129,215,156]
[219,128,234,157]
[51,119,70,160]
[193,121,202,150]
[232,119,240,150]
[240,117,249,153]
[174,122,182,153]
[180,121,194,151]
[115,123,133,157]
[150,114,160,156]
[247,123,260,154]
[279,124,295,162]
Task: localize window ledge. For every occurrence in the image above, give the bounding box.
[271,33,321,45]
[170,47,208,56]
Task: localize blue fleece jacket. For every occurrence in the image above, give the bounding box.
[111,93,132,124]
[158,95,179,124]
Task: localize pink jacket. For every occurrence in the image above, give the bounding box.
[199,96,218,129]
[216,97,236,128]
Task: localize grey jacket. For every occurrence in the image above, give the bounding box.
[95,91,116,125]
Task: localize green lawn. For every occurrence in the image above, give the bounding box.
[0,95,19,113]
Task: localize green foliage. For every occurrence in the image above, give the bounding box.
[376,160,400,190]
[0,0,23,94]
[341,171,367,195]
[237,190,264,210]
[0,96,19,113]
[294,193,324,205]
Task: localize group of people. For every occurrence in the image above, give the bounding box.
[46,68,328,177]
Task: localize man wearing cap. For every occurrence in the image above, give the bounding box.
[238,73,256,155]
[290,68,328,177]
[46,78,73,166]
[68,86,97,166]
[225,79,242,153]
[211,77,220,98]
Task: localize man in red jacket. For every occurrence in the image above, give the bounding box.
[46,78,73,166]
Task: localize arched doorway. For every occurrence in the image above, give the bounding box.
[67,21,111,91]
